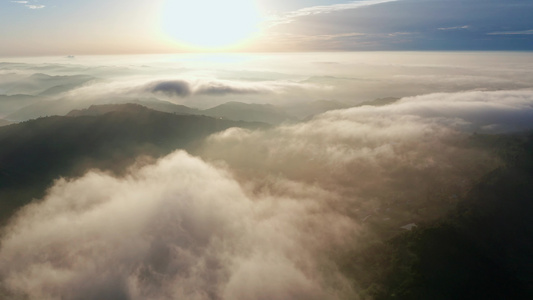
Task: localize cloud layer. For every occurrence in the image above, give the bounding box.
[3,52,533,119]
[0,151,359,299]
[143,79,290,98]
[2,53,533,298]
[4,88,530,298]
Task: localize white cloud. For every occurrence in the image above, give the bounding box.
[5,85,533,298]
[267,0,398,26]
[11,0,45,9]
[438,25,470,31]
[25,5,45,9]
[488,29,533,35]
[0,151,359,299]
[390,90,533,132]
[263,32,366,44]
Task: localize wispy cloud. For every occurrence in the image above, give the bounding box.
[438,25,470,31]
[268,0,398,26]
[12,0,45,9]
[263,32,366,44]
[25,5,45,9]
[488,29,533,35]
[309,32,367,41]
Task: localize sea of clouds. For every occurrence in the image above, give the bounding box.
[1,52,533,299]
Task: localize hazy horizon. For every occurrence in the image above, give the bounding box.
[2,0,533,55]
[2,51,532,113]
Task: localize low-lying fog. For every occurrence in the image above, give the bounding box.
[1,52,533,299]
[1,52,532,120]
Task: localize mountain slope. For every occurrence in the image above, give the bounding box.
[342,132,533,299]
[202,101,295,124]
[284,99,351,119]
[356,97,400,107]
[0,94,40,116]
[0,104,265,223]
[130,99,200,115]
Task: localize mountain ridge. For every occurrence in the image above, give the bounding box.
[0,104,266,223]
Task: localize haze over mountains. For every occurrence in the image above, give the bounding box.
[2,52,532,120]
[0,118,10,127]
[0,64,401,124]
[0,66,356,123]
[6,96,348,125]
[0,104,265,221]
[2,53,533,299]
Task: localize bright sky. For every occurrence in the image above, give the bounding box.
[1,0,533,55]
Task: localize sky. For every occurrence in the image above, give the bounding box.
[1,0,533,55]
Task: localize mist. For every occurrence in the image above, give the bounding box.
[1,52,533,120]
[2,52,533,299]
[4,90,526,299]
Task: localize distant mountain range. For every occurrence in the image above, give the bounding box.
[356,97,399,107]
[284,99,351,119]
[3,95,400,125]
[5,97,193,121]
[0,94,40,116]
[0,97,402,223]
[0,72,97,119]
[202,101,296,124]
[4,73,95,96]
[0,74,400,123]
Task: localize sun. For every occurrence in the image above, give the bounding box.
[161,0,263,50]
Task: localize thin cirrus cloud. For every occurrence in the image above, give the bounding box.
[488,29,533,35]
[25,5,45,9]
[11,0,45,9]
[267,0,398,26]
[259,0,533,51]
[438,25,470,31]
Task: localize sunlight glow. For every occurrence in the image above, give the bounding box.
[161,0,263,50]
